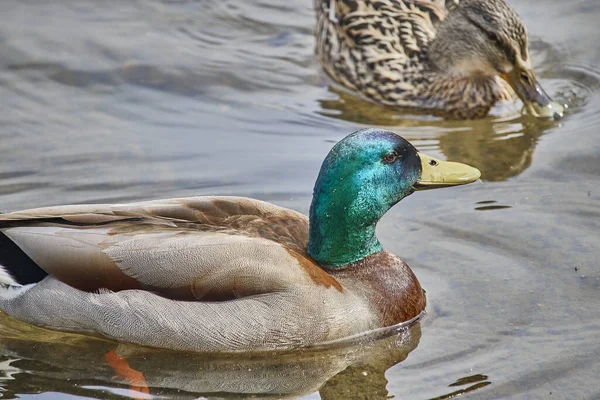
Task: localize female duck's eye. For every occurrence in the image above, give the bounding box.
[384,151,398,163]
[521,72,531,85]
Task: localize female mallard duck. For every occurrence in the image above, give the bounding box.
[315,0,564,119]
[0,129,480,352]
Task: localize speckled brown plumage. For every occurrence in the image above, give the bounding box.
[315,0,522,118]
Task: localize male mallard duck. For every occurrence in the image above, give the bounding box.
[315,0,564,119]
[0,129,480,352]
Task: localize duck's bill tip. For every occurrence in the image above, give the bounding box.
[413,153,481,191]
[528,100,564,120]
[501,69,564,120]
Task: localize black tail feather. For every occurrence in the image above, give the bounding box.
[0,232,48,285]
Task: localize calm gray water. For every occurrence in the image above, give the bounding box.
[0,0,598,399]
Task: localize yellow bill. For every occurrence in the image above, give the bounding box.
[413,153,481,190]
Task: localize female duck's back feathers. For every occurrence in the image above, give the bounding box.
[316,0,442,86]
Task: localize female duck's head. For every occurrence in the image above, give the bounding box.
[428,0,563,119]
[308,128,480,267]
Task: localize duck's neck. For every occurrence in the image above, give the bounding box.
[308,190,383,268]
[421,19,508,116]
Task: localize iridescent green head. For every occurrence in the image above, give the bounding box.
[308,129,480,267]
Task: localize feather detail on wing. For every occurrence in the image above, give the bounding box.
[0,197,340,299]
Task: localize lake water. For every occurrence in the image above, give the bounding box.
[0,0,598,399]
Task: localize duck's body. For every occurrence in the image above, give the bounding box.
[315,0,564,119]
[0,129,480,352]
[0,196,423,351]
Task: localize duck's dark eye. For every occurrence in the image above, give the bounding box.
[429,159,438,166]
[384,151,398,163]
[521,71,531,85]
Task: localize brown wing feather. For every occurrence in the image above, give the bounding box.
[0,196,309,249]
[166,197,310,256]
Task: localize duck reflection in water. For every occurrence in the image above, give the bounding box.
[0,316,425,399]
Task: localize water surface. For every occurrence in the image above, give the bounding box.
[0,0,599,398]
